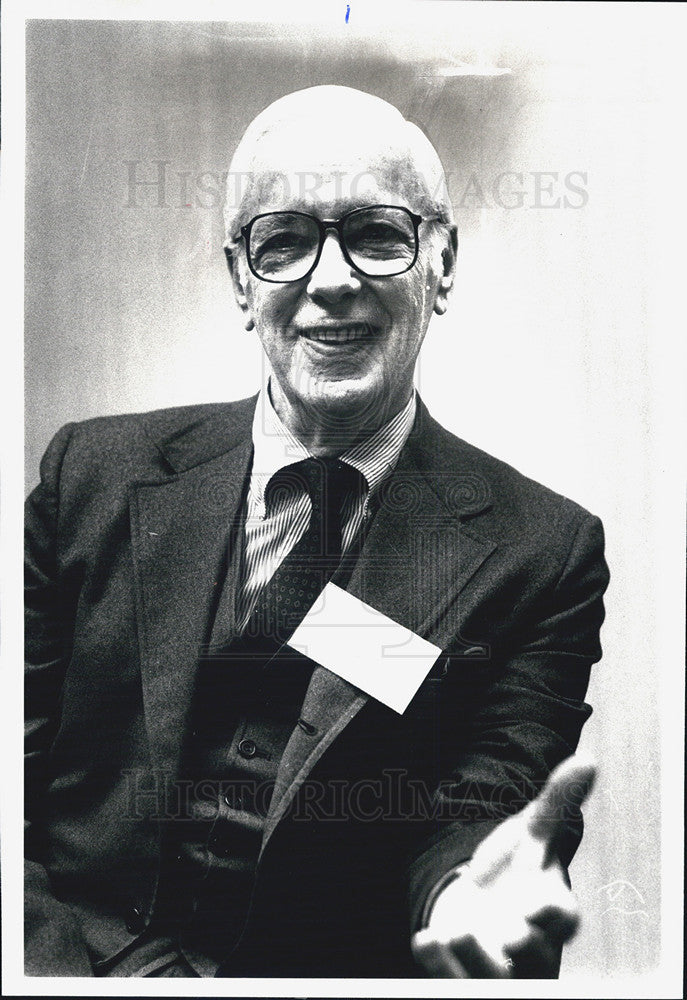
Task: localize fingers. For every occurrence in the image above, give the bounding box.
[413,917,568,980]
[529,902,579,945]
[525,754,596,847]
[467,755,597,885]
[412,929,469,978]
[453,933,511,979]
[412,927,509,979]
[414,869,578,980]
[412,755,593,979]
[413,918,567,979]
[506,922,561,979]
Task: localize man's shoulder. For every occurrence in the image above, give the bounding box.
[65,396,254,457]
[70,395,256,443]
[415,404,601,537]
[39,396,258,490]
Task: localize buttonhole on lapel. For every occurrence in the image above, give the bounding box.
[428,655,450,679]
[462,645,488,657]
[298,718,318,736]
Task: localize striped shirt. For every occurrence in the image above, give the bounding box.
[238,383,417,629]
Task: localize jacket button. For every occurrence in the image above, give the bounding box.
[224,792,243,810]
[238,738,257,759]
[125,905,146,935]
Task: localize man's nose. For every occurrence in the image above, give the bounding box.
[306,231,362,302]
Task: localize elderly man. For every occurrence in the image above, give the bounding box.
[25,86,609,978]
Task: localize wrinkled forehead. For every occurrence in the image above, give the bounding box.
[229,116,441,227]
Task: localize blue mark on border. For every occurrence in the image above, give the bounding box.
[345,5,350,23]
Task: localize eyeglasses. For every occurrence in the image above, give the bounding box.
[239,204,441,283]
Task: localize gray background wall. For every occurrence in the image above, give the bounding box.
[25,12,663,979]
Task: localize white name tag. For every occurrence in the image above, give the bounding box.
[288,583,442,714]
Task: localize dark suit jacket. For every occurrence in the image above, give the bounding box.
[25,394,609,977]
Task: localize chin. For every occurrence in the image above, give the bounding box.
[303,375,394,430]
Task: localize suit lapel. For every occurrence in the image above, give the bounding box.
[261,417,496,850]
[130,404,255,781]
[344,443,496,652]
[261,668,367,847]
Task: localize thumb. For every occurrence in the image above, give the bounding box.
[525,754,596,848]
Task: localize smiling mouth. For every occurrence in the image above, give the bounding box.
[299,324,376,343]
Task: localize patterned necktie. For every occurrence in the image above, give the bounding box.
[240,456,365,652]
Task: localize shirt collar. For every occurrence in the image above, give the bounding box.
[250,380,417,519]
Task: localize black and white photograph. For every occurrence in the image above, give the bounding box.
[2,1,684,994]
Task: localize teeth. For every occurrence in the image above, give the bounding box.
[303,325,371,343]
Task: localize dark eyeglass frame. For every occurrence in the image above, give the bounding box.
[239,204,442,283]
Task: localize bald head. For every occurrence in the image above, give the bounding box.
[223,85,453,245]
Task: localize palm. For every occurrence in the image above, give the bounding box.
[412,756,595,978]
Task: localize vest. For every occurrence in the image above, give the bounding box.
[153,496,365,975]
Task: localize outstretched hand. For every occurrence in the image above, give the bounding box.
[411,755,596,978]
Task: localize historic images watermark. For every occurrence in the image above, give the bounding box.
[123,161,589,213]
[121,768,589,825]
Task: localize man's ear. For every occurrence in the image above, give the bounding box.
[433,225,458,316]
[224,244,255,331]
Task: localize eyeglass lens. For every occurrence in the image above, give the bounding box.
[248,206,417,281]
